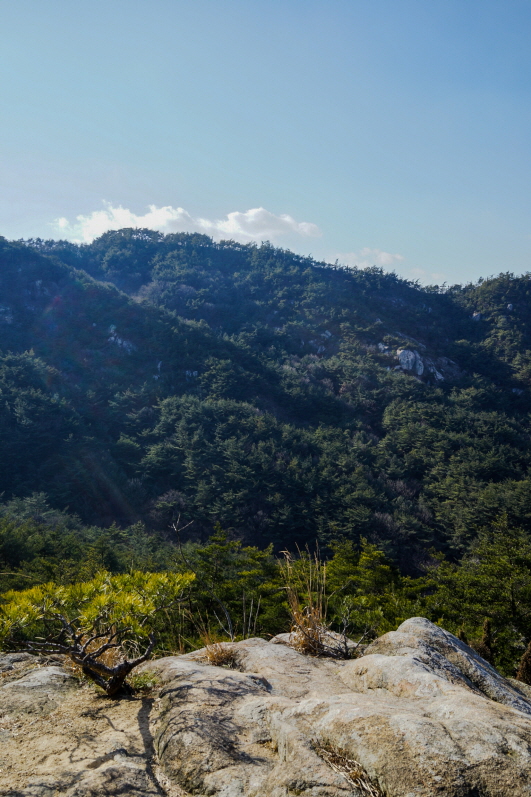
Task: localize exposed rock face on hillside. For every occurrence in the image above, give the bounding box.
[3,618,531,796]
[394,347,460,382]
[396,347,425,376]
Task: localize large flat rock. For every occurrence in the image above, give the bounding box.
[148,619,531,796]
[3,619,531,796]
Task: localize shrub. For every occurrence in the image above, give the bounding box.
[0,570,194,695]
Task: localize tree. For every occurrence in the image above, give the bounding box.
[427,516,531,672]
[0,570,194,696]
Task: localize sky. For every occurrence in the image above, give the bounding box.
[2,0,531,286]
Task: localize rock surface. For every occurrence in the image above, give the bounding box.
[396,348,424,375]
[4,618,531,796]
[270,630,360,656]
[0,655,161,797]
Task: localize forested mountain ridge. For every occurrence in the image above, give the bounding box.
[1,229,531,571]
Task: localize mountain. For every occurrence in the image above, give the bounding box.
[1,230,530,569]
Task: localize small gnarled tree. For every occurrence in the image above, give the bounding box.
[0,570,194,696]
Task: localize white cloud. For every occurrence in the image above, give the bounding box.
[333,251,446,284]
[334,247,405,270]
[408,267,447,284]
[52,202,322,244]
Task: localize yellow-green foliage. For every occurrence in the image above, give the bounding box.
[0,570,195,646]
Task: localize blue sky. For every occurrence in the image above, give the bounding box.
[2,0,531,285]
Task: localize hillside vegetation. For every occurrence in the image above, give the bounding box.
[1,230,531,671]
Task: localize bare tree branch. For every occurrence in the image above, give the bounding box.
[10,614,156,697]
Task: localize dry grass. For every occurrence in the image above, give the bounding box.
[192,633,238,668]
[203,641,237,667]
[280,547,329,657]
[517,639,531,684]
[288,604,331,657]
[280,547,351,659]
[315,743,384,796]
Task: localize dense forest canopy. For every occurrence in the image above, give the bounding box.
[2,229,531,672]
[0,229,530,567]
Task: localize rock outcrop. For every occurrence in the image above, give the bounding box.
[3,618,531,796]
[394,348,458,382]
[396,348,425,376]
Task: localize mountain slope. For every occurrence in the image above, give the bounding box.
[1,231,530,568]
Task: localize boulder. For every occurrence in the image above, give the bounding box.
[149,618,531,796]
[0,652,35,674]
[4,619,531,796]
[0,659,78,716]
[396,348,424,376]
[270,630,360,657]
